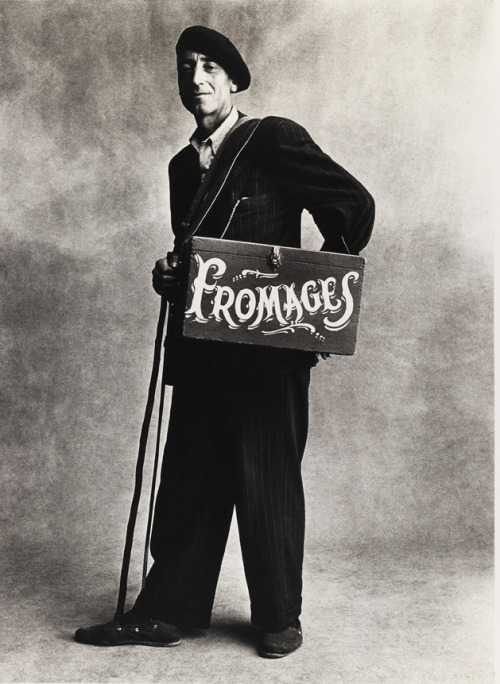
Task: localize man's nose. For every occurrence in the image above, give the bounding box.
[192,63,205,87]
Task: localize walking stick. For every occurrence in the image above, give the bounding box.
[113,291,169,622]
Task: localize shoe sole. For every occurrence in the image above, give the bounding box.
[75,638,181,647]
[257,645,301,659]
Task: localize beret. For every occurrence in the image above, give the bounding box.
[176,26,251,92]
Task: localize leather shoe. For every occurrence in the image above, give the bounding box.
[74,615,181,647]
[257,619,303,658]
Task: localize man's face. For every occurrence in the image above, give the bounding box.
[177,50,236,121]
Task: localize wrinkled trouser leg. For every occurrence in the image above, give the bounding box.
[133,368,310,630]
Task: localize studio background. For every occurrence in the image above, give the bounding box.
[0,1,494,682]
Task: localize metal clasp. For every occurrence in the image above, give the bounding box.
[267,245,283,271]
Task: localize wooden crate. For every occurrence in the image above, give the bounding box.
[174,237,366,355]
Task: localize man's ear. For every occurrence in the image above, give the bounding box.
[230,82,238,93]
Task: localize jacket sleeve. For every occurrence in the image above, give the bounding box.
[262,117,375,255]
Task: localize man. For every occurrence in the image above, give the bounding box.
[75,26,374,658]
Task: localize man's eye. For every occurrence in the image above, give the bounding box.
[204,64,217,72]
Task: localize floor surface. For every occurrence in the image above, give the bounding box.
[1,525,493,684]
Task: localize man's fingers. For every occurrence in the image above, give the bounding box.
[154,257,172,275]
[152,271,177,282]
[152,257,177,297]
[152,270,177,298]
[152,281,175,296]
[152,275,176,286]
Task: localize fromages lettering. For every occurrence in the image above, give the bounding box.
[184,254,360,338]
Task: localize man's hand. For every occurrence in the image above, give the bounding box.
[152,257,177,299]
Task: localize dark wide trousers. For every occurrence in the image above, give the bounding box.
[133,367,310,630]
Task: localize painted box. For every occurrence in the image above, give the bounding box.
[174,237,366,355]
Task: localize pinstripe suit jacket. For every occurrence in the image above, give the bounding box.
[167,115,375,385]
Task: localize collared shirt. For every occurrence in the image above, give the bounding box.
[189,106,239,180]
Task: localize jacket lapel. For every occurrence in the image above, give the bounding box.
[176,117,261,244]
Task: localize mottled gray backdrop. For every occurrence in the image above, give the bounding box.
[1,0,493,619]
